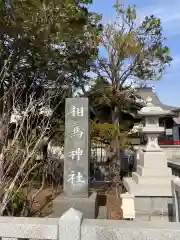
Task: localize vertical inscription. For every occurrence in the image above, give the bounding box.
[64,98,89,198]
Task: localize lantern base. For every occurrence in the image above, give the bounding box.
[123,177,173,196]
[123,150,174,196]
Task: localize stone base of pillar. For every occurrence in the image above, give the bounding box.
[50,192,97,219]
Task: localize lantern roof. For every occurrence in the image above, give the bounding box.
[138,96,170,117]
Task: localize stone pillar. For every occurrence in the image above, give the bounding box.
[52,98,97,219]
[59,208,83,240]
[64,98,89,198]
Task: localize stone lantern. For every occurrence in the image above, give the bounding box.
[123,96,174,198]
[138,96,168,152]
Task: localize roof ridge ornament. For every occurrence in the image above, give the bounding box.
[146,96,153,107]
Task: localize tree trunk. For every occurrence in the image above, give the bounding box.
[0,84,4,118]
[111,106,121,170]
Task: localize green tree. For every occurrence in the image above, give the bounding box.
[0,0,102,148]
[0,0,102,116]
[89,3,172,155]
[0,0,103,215]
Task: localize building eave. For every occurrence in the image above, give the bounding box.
[135,87,179,112]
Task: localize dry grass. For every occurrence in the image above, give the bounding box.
[90,183,123,220]
[106,185,123,220]
[26,183,123,219]
[23,186,61,217]
[107,194,123,219]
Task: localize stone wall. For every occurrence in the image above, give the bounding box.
[81,218,180,240]
[168,161,180,178]
[1,206,180,240]
[171,178,180,222]
[56,208,180,240]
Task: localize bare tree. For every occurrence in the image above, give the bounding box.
[0,58,66,216]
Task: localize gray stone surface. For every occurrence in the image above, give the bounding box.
[168,160,180,178]
[134,196,173,221]
[52,98,97,219]
[64,98,90,198]
[81,218,180,240]
[97,206,107,219]
[52,192,97,219]
[123,177,173,196]
[171,179,177,222]
[59,208,83,240]
[175,190,180,221]
[172,177,180,222]
[2,207,180,240]
[134,145,180,160]
[124,97,174,211]
[168,161,180,170]
[134,213,170,222]
[0,217,58,239]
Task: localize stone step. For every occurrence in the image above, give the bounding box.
[134,213,170,222]
[136,165,172,177]
[123,177,172,196]
[132,172,172,185]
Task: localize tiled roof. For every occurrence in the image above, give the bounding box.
[136,87,179,112]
